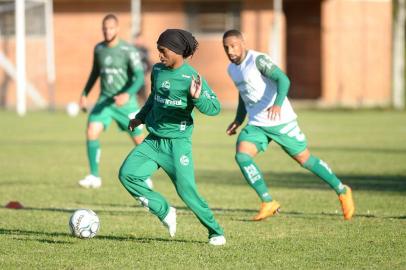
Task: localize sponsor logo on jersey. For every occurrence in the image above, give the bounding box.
[104,55,113,66]
[161,80,171,91]
[180,155,190,166]
[154,94,182,106]
[182,74,191,79]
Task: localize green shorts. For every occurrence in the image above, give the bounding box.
[88,97,143,136]
[237,120,308,156]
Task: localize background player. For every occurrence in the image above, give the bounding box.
[79,14,151,189]
[223,29,355,221]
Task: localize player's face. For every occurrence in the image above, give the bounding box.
[223,36,246,64]
[102,19,119,43]
[157,45,182,68]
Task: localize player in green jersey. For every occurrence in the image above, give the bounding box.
[119,29,226,246]
[223,29,354,221]
[78,14,151,189]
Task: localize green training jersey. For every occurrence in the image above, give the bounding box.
[136,63,221,139]
[82,39,144,101]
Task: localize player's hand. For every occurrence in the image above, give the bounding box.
[190,74,202,99]
[128,118,142,132]
[114,93,130,107]
[226,121,241,136]
[79,96,87,113]
[267,105,281,121]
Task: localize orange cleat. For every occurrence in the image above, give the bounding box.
[253,201,281,221]
[338,185,355,220]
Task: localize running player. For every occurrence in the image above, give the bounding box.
[223,29,355,221]
[119,29,226,245]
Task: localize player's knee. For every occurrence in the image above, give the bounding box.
[235,152,252,164]
[87,124,103,139]
[118,163,145,186]
[118,164,129,185]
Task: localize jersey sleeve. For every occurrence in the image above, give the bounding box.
[234,93,247,124]
[81,47,100,96]
[121,47,145,95]
[255,54,290,106]
[192,77,221,116]
[135,68,155,123]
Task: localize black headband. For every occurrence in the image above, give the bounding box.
[157,29,196,57]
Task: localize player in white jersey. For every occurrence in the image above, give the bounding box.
[223,29,355,221]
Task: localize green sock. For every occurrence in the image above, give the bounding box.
[303,155,345,195]
[87,140,100,177]
[235,152,272,202]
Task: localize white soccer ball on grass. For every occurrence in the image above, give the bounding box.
[69,209,100,239]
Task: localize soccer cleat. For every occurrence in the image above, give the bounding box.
[208,235,226,246]
[338,185,355,220]
[162,207,176,237]
[78,175,102,189]
[253,201,281,221]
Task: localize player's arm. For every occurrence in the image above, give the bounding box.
[226,94,246,136]
[135,69,155,122]
[191,75,221,116]
[128,70,154,131]
[235,94,247,124]
[81,48,100,97]
[80,48,100,111]
[121,48,145,95]
[255,54,290,106]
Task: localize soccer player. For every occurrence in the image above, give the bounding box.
[223,29,355,221]
[119,29,226,245]
[79,14,151,189]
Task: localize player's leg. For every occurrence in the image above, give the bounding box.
[79,104,113,188]
[235,126,280,221]
[113,103,154,188]
[160,138,225,244]
[293,148,355,220]
[271,120,354,220]
[118,138,175,235]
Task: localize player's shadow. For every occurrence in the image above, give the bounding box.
[0,227,205,244]
[195,170,406,192]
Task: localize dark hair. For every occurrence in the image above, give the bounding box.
[102,14,118,24]
[157,29,199,58]
[186,36,199,58]
[223,29,243,40]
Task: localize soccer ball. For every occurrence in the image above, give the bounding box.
[66,102,80,117]
[69,209,100,239]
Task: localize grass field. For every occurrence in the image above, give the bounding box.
[0,109,405,269]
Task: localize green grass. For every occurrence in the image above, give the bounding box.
[0,109,405,269]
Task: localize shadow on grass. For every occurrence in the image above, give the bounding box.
[2,205,405,221]
[195,170,406,192]
[0,228,205,244]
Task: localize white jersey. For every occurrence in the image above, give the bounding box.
[227,50,297,127]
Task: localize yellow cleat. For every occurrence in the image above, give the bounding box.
[253,201,281,221]
[338,185,355,220]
